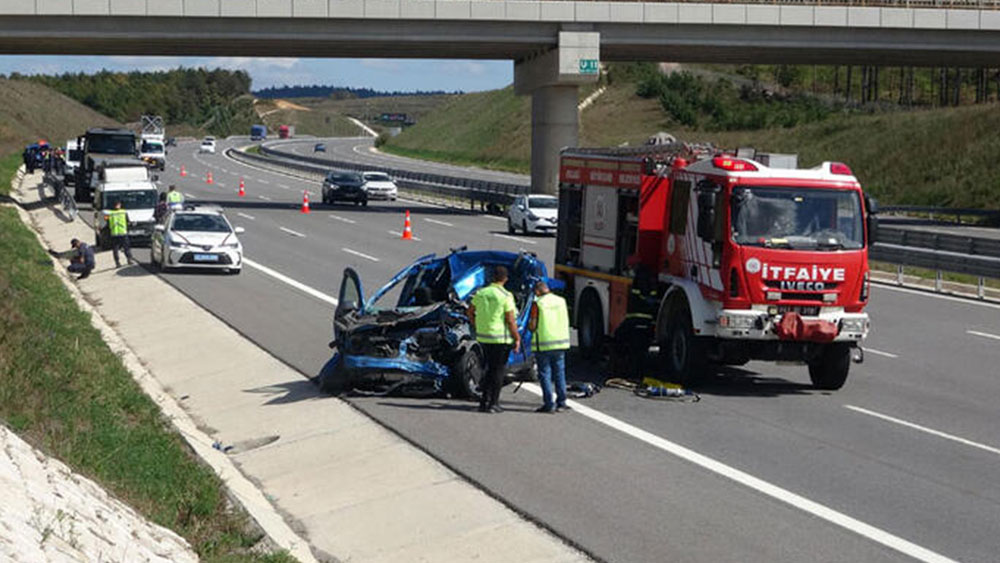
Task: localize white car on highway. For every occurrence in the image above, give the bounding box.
[507,195,558,235]
[361,171,398,201]
[199,138,216,154]
[151,205,244,274]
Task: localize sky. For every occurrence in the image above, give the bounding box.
[0,55,514,93]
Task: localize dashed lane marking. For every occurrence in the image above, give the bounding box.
[846,405,1000,457]
[493,233,537,245]
[278,184,292,190]
[517,383,958,563]
[329,214,356,225]
[424,218,453,227]
[236,212,256,220]
[258,179,270,185]
[865,348,899,359]
[388,230,421,241]
[242,258,338,306]
[184,193,197,199]
[967,329,1000,341]
[279,227,306,238]
[258,195,272,201]
[342,247,379,262]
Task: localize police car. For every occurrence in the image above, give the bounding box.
[150,205,244,274]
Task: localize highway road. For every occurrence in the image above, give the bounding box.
[80,138,1000,563]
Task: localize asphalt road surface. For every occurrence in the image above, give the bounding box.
[77,138,1000,563]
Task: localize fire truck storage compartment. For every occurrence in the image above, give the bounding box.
[575,186,638,275]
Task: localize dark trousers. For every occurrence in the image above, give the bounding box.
[111,235,133,267]
[67,262,93,277]
[479,343,511,409]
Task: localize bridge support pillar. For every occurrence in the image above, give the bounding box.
[515,31,600,195]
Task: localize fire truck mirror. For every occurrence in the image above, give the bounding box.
[695,181,721,242]
[865,195,879,245]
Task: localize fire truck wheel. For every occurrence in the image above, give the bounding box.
[451,343,485,400]
[577,291,604,358]
[661,305,708,385]
[808,343,851,390]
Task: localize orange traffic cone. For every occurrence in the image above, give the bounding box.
[206,171,214,185]
[238,178,245,197]
[401,210,413,240]
[180,165,187,177]
[301,191,311,214]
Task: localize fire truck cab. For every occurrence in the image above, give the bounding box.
[554,146,876,390]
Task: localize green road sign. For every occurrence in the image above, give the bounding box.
[579,59,599,75]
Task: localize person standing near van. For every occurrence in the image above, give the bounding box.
[106,201,134,268]
[166,185,184,210]
[467,266,520,413]
[529,281,571,413]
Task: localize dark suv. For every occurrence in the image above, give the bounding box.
[322,171,368,206]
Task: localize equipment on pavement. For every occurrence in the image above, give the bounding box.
[554,143,876,391]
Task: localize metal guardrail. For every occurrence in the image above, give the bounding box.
[259,143,529,212]
[879,205,1000,225]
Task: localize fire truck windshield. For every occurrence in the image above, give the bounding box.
[731,186,864,250]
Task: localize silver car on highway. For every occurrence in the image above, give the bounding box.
[361,171,398,201]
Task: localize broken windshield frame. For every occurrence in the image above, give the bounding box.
[730,185,864,250]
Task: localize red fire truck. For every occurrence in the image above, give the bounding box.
[554,145,877,390]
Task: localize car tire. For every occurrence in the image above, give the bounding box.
[658,300,708,386]
[508,218,515,234]
[808,343,851,390]
[229,268,241,276]
[522,220,529,235]
[576,290,604,359]
[450,343,485,400]
[151,247,161,271]
[362,199,368,208]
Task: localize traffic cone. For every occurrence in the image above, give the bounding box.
[206,171,214,185]
[301,191,311,214]
[401,210,413,240]
[238,178,245,197]
[180,165,187,177]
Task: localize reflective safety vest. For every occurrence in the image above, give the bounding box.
[533,292,570,352]
[166,190,184,204]
[472,284,516,344]
[107,209,128,236]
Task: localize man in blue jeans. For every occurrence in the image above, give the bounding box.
[529,281,571,413]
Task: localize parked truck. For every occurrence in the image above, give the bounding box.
[553,145,877,390]
[278,125,293,139]
[74,127,139,203]
[250,124,267,141]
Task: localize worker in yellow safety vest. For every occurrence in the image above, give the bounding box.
[467,265,520,413]
[106,201,134,268]
[166,185,184,210]
[529,281,571,413]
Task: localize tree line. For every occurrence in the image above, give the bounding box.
[253,85,458,99]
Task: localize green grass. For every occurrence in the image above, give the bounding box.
[0,159,294,562]
[0,152,19,196]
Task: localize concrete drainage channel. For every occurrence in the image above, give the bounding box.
[12,169,591,563]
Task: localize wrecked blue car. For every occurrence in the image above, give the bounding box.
[317,248,549,398]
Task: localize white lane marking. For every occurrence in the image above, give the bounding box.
[279,227,306,238]
[519,383,959,563]
[967,329,1000,341]
[329,214,356,225]
[228,171,240,177]
[865,348,899,359]
[242,258,338,306]
[388,230,421,241]
[236,212,256,221]
[184,193,197,199]
[424,218,453,227]
[342,247,379,262]
[846,405,1000,457]
[873,283,1000,311]
[493,233,537,245]
[484,215,507,222]
[220,168,229,173]
[258,195,272,201]
[278,184,291,190]
[258,179,271,185]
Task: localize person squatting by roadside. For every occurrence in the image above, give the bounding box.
[467,265,521,414]
[529,280,571,413]
[49,238,96,280]
[106,201,134,268]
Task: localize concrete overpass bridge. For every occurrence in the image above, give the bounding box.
[4,0,999,192]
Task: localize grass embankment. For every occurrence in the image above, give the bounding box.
[382,73,1000,208]
[0,155,293,562]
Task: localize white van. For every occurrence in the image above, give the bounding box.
[92,168,159,249]
[63,139,83,185]
[139,134,166,170]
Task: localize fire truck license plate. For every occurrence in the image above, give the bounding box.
[778,305,820,317]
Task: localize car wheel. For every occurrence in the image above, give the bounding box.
[229,268,241,276]
[151,247,161,271]
[508,218,515,234]
[576,290,604,359]
[522,220,529,235]
[362,199,368,208]
[658,299,708,386]
[450,343,485,400]
[808,343,851,390]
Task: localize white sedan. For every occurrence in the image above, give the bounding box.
[361,171,398,201]
[508,195,558,235]
[151,205,244,274]
[199,139,216,154]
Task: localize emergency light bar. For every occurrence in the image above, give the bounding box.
[712,156,758,172]
[829,162,853,175]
